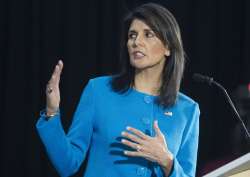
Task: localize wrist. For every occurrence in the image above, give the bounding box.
[46,107,59,116]
[46,111,57,117]
[158,151,174,177]
[45,108,60,120]
[40,108,60,120]
[159,151,173,169]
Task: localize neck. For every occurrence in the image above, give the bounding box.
[134,66,163,96]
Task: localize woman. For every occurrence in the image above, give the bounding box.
[36,3,200,177]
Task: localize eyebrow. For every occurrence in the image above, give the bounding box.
[128,29,154,33]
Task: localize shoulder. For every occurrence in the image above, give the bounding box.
[176,92,200,113]
[85,75,117,96]
[80,75,115,101]
[177,92,198,106]
[88,75,112,88]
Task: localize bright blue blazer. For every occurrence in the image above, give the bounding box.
[36,76,200,177]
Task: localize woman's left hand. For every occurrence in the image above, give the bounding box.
[121,120,173,168]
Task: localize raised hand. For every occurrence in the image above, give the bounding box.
[46,60,64,116]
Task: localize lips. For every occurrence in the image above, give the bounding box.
[132,51,146,59]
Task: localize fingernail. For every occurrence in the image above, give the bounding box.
[121,131,125,136]
[121,139,125,143]
[124,151,128,155]
[126,126,131,130]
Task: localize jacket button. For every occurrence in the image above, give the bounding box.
[144,96,152,104]
[136,167,146,176]
[141,117,150,125]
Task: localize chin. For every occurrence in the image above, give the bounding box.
[130,60,149,69]
[130,62,154,70]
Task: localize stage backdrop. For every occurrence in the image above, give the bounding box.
[0,0,249,176]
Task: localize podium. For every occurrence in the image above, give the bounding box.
[203,153,250,177]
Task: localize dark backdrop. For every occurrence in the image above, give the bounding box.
[0,0,250,176]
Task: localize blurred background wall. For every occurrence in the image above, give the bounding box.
[0,0,249,176]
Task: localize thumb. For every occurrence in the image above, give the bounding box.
[154,120,162,137]
[55,60,64,85]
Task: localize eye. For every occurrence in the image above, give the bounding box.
[145,31,155,38]
[128,32,137,39]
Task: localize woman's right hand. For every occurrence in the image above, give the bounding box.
[46,60,64,115]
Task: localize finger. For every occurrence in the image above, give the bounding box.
[124,150,156,163]
[53,66,61,85]
[154,120,163,137]
[58,59,63,69]
[121,131,144,144]
[48,67,58,86]
[49,60,63,86]
[56,60,63,84]
[124,150,143,157]
[54,60,63,85]
[126,126,149,140]
[121,139,142,151]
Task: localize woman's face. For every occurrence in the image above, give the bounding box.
[127,19,170,70]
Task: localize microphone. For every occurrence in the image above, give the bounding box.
[193,73,214,85]
[193,73,250,140]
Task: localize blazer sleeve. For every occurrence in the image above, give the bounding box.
[36,79,95,177]
[156,103,200,177]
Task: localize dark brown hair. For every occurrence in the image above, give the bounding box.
[111,3,185,108]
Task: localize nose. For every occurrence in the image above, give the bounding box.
[132,34,143,48]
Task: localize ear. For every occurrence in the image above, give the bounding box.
[165,47,170,57]
[165,48,170,57]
